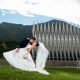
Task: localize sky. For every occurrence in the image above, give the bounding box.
[0,0,80,25]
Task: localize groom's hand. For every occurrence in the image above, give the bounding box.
[15,48,19,53]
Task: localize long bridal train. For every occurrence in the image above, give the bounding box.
[3,47,36,71]
[36,42,49,75]
[3,42,49,75]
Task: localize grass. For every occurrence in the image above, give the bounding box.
[0,65,80,80]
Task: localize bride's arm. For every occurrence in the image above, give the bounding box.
[23,45,33,59]
[23,43,36,59]
[26,48,32,53]
[26,44,36,53]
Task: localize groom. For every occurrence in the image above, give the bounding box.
[15,37,36,53]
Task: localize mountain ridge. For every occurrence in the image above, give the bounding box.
[0,19,79,41]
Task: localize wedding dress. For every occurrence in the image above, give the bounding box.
[36,42,49,75]
[3,42,49,75]
[3,44,36,71]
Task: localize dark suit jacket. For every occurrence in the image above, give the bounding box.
[16,38,30,48]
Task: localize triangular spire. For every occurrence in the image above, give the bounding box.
[66,23,69,33]
[32,22,36,36]
[59,22,61,32]
[38,33,41,42]
[62,22,65,33]
[48,22,50,33]
[51,22,54,33]
[40,22,43,32]
[42,34,45,44]
[70,24,72,33]
[44,22,47,32]
[55,22,57,32]
[36,21,39,32]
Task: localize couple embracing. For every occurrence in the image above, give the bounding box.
[3,37,49,75]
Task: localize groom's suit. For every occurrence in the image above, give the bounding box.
[16,38,31,48]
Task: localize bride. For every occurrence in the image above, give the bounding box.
[3,41,49,75]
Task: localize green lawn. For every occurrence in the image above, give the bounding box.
[0,65,80,80]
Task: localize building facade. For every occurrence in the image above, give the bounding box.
[32,20,80,61]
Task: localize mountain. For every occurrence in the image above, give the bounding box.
[0,22,32,41]
[0,19,79,41]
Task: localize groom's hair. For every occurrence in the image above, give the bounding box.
[30,37,36,40]
[36,42,39,46]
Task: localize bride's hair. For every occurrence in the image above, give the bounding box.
[36,41,39,46]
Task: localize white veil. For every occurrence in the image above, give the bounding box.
[36,42,49,71]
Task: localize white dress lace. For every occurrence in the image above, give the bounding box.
[3,44,36,71]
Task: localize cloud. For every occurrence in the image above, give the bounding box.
[2,13,5,16]
[0,0,80,24]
